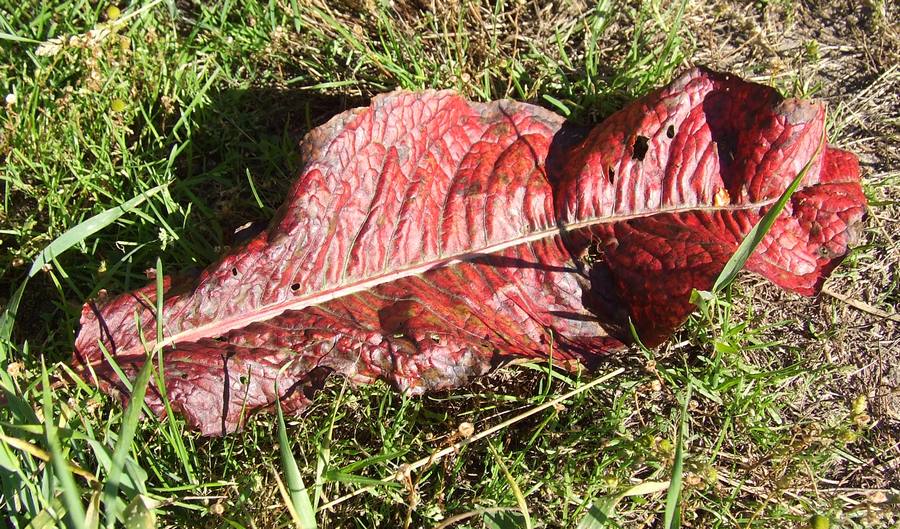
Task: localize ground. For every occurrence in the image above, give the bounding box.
[0,0,898,528]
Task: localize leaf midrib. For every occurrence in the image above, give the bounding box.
[107,199,777,360]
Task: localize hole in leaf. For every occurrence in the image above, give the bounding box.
[632,135,649,161]
[291,283,300,291]
[231,267,238,277]
[666,125,675,138]
[239,375,248,385]
[607,167,615,184]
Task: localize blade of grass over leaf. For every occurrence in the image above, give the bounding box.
[41,360,87,529]
[149,258,196,482]
[275,382,316,529]
[101,260,165,528]
[711,133,826,293]
[155,258,164,346]
[663,383,692,529]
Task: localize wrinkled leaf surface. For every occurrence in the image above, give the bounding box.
[74,68,866,435]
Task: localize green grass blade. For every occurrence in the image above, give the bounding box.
[155,258,164,346]
[577,480,670,528]
[663,383,692,529]
[322,470,403,488]
[711,134,825,293]
[575,498,618,529]
[650,0,687,81]
[23,184,167,282]
[23,494,67,529]
[101,350,154,527]
[275,392,316,529]
[0,31,39,43]
[41,360,87,529]
[0,183,167,346]
[147,258,195,481]
[487,442,532,529]
[101,260,165,527]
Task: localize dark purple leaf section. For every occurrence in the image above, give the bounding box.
[73,68,866,435]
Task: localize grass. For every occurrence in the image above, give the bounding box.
[1,0,898,528]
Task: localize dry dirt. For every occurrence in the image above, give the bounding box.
[681,0,900,488]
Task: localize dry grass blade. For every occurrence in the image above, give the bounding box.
[822,286,900,323]
[0,433,97,483]
[432,507,522,529]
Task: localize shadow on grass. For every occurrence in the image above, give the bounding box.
[167,88,367,241]
[6,88,364,357]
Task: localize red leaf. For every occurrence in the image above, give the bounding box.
[73,68,866,435]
